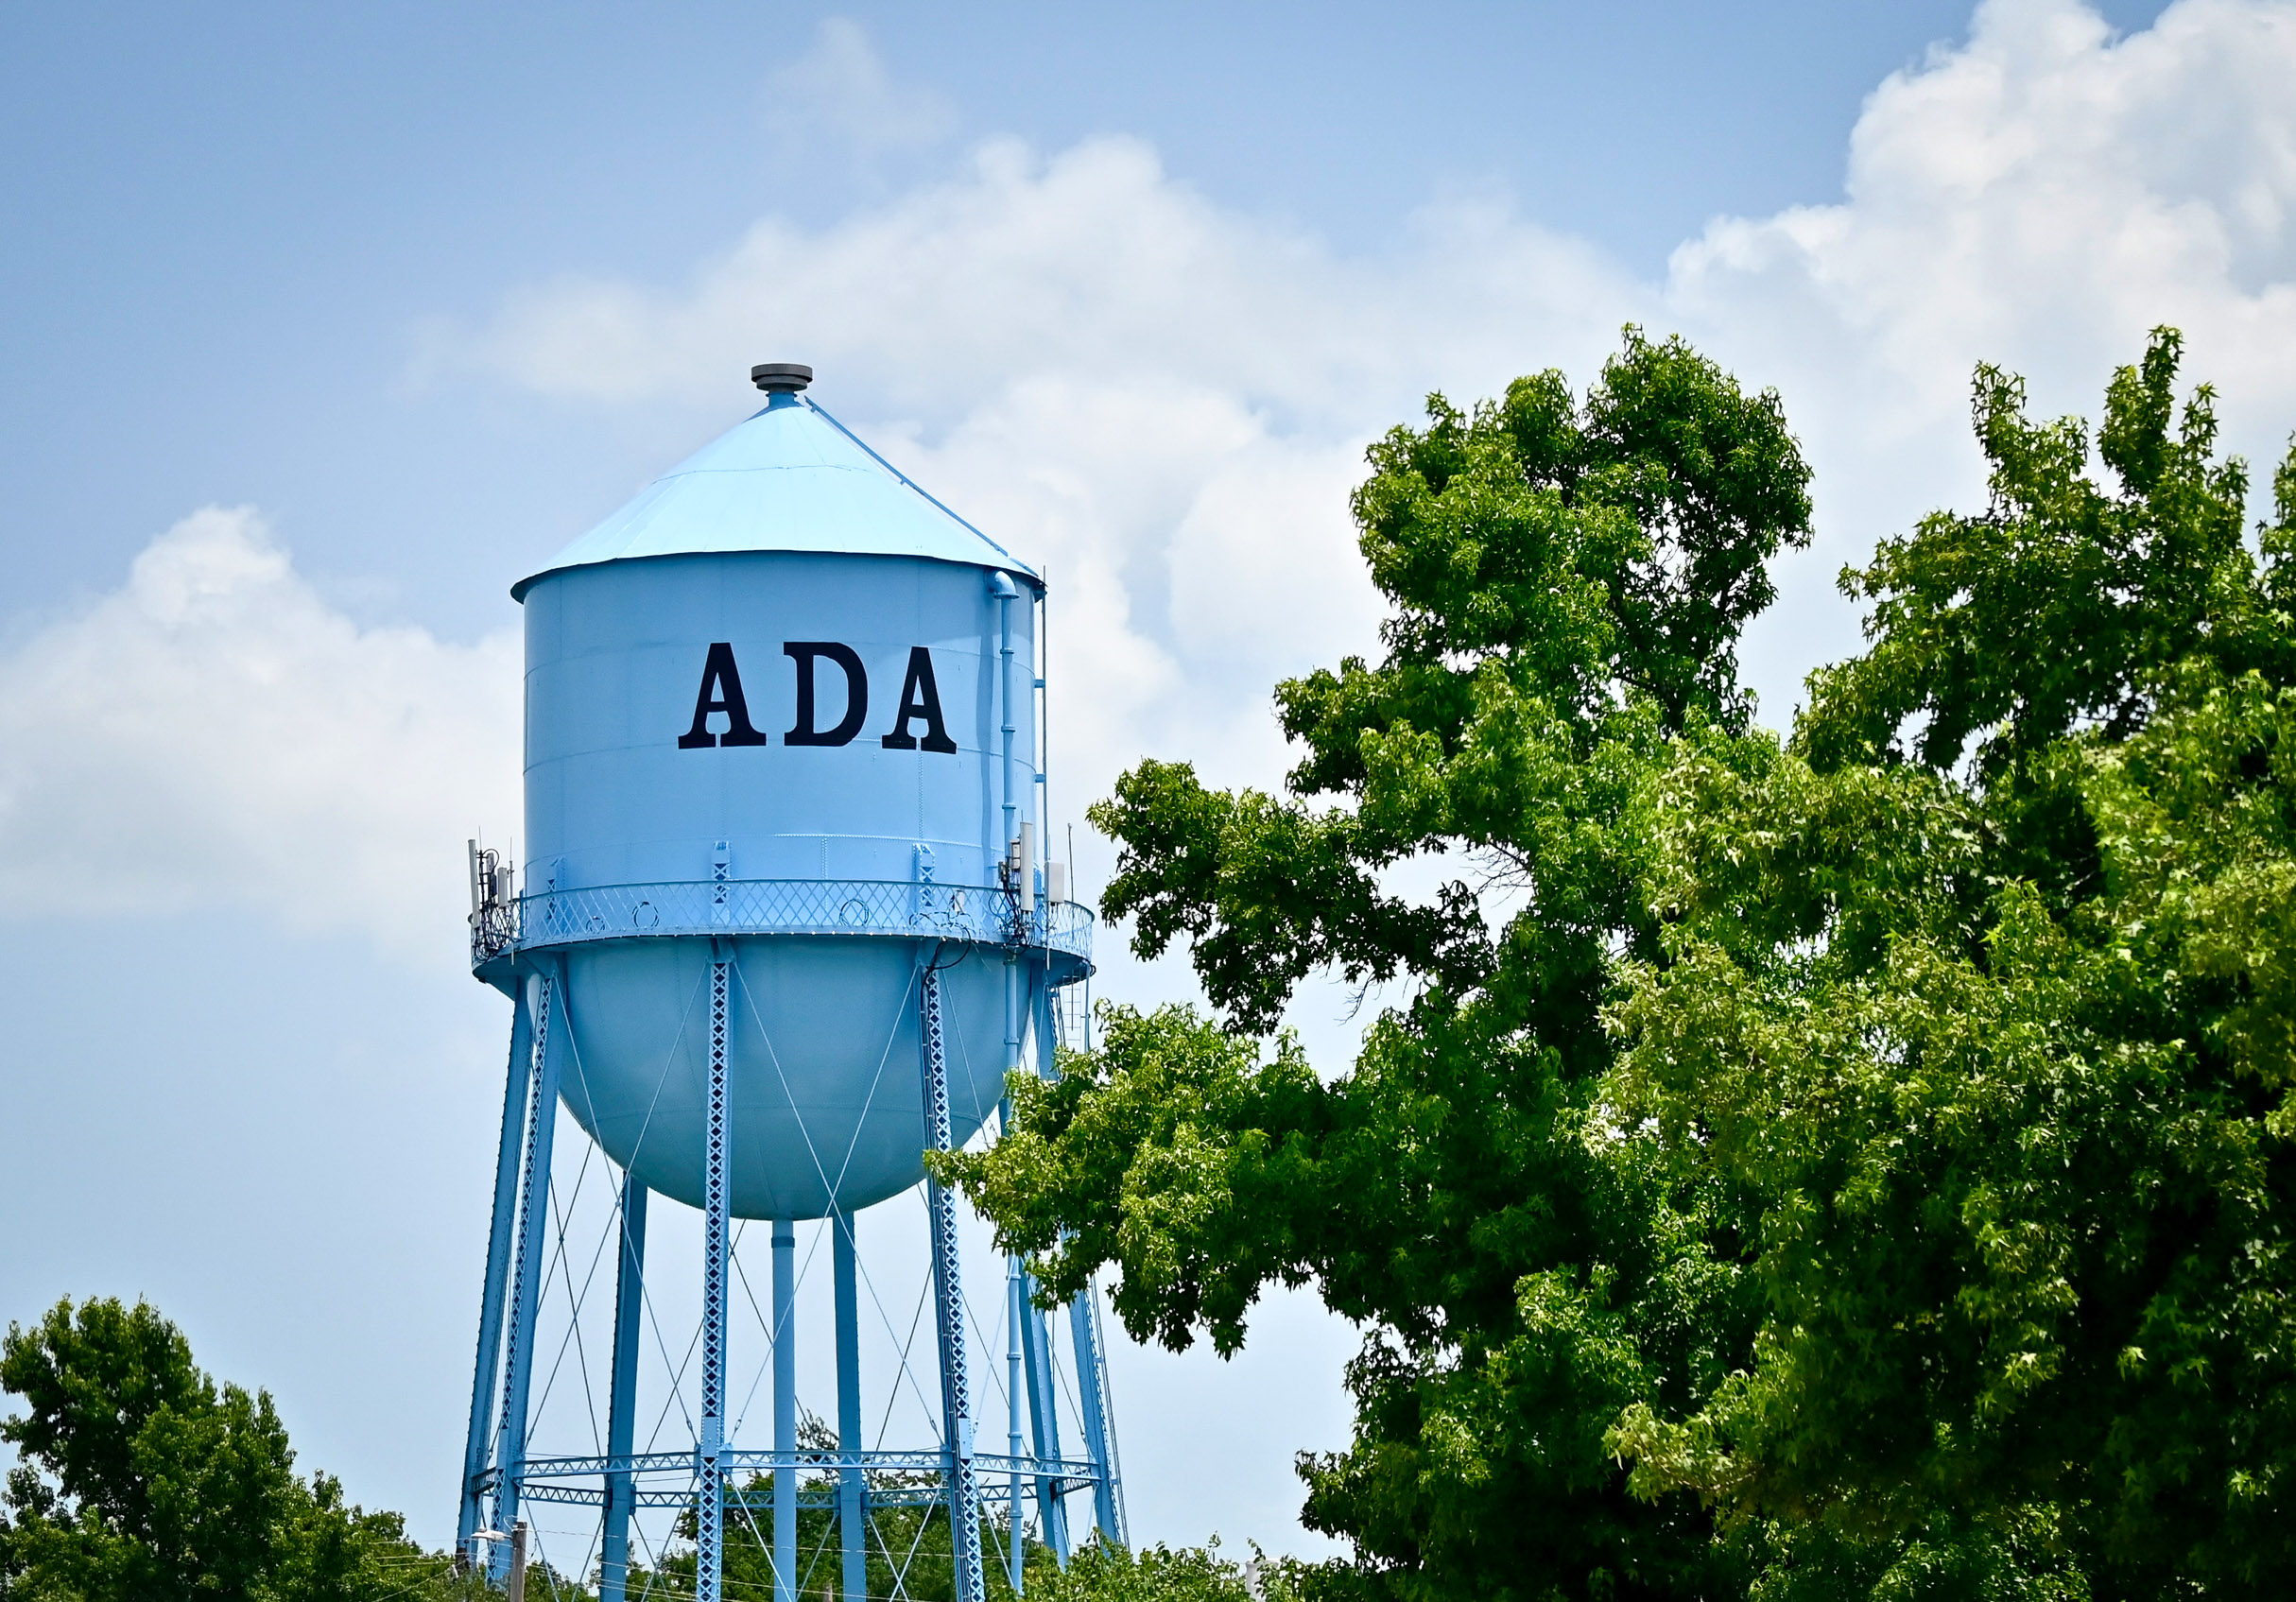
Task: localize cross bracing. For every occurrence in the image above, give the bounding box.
[456,893,1122,1602]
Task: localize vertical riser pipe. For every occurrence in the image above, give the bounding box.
[599,1180,647,1602]
[834,1210,867,1602]
[773,1223,798,1602]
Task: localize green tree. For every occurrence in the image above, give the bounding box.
[1030,1538,1298,1602]
[1604,332,2296,1596]
[0,1296,489,1602]
[943,328,1814,1600]
[946,325,2296,1597]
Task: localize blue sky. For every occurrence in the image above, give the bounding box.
[5,0,2292,1571]
[1,0,2166,629]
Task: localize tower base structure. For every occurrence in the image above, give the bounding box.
[455,874,1122,1601]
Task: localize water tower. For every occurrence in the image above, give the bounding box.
[455,363,1124,1602]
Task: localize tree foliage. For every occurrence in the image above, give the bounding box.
[1,1297,1252,1602]
[0,1297,514,1602]
[944,327,2296,1597]
[1604,332,2296,1596]
[1029,1538,1299,1602]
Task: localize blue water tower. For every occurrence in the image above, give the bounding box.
[455,364,1124,1602]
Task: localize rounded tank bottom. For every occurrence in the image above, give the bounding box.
[548,934,1016,1219]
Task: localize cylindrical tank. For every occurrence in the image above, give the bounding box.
[483,370,1081,1220]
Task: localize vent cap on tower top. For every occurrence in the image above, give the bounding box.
[508,367,1038,601]
[751,362,813,392]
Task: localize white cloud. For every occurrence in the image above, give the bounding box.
[767,17,956,160]
[0,508,519,956]
[467,134,1630,419]
[1662,0,2296,706]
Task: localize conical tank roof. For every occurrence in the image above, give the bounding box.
[512,390,1037,600]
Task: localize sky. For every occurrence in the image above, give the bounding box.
[6,0,2296,1572]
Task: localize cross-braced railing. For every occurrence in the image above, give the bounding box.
[471,876,1094,968]
[483,1450,1109,1510]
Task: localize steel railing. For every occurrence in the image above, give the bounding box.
[481,1449,1109,1511]
[470,876,1092,968]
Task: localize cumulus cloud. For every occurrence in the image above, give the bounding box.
[467,134,1631,420]
[1677,0,2296,391]
[1672,0,2296,688]
[0,508,519,955]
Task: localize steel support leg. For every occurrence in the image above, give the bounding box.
[698,945,733,1602]
[458,984,534,1559]
[1035,971,1124,1547]
[492,971,564,1576]
[1024,973,1072,1561]
[1004,939,1027,1580]
[600,1179,648,1602]
[834,1207,867,1602]
[773,1221,798,1602]
[1008,1244,1026,1592]
[923,957,988,1602]
[1017,1266,1069,1563]
[998,899,1026,1588]
[1068,1289,1125,1549]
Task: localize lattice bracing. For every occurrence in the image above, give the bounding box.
[920,958,990,1602]
[698,952,734,1600]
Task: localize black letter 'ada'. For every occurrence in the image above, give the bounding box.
[678,642,769,749]
[784,642,870,746]
[880,646,958,753]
